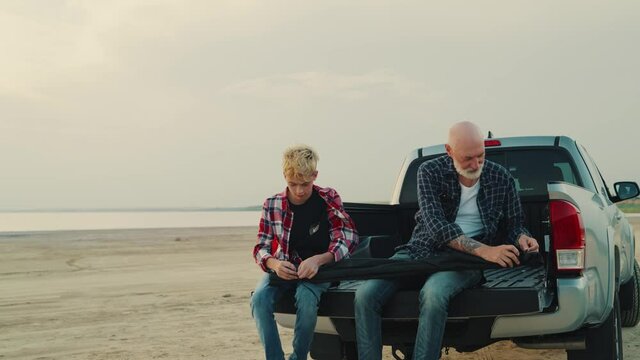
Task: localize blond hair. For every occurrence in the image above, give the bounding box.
[282,145,319,182]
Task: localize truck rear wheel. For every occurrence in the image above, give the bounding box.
[566,293,623,360]
[621,259,640,327]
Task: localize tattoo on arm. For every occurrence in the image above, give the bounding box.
[448,235,484,255]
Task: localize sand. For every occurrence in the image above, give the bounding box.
[1,218,639,360]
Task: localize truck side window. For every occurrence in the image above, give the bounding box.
[577,144,611,201]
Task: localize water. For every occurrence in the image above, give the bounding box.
[0,211,262,233]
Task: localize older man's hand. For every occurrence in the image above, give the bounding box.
[476,245,520,267]
[518,234,540,253]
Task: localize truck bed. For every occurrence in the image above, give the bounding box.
[273,193,557,352]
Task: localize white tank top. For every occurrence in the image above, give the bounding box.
[455,180,484,237]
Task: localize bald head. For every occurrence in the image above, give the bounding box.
[448,121,483,151]
[446,121,485,183]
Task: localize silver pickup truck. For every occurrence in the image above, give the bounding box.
[274,136,640,360]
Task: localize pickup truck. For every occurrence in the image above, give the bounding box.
[273,136,640,360]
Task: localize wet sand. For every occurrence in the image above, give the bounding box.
[1,218,639,359]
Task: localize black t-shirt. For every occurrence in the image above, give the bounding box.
[289,190,330,260]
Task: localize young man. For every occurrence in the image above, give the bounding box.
[251,145,359,360]
[354,122,539,360]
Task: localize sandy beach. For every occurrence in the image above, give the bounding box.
[1,219,639,360]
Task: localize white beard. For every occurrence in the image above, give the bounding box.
[453,160,484,180]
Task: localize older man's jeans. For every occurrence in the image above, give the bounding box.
[354,250,483,360]
[251,274,330,360]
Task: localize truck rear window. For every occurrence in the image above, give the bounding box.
[399,148,581,204]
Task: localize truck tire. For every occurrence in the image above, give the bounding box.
[620,259,640,327]
[566,293,623,360]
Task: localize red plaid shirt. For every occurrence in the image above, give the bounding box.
[253,185,359,272]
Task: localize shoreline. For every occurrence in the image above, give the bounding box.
[0,225,257,237]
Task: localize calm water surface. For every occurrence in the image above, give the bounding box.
[0,211,261,233]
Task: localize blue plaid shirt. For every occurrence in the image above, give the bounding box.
[399,155,531,260]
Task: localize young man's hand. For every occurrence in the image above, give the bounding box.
[297,257,322,279]
[476,245,520,268]
[518,234,540,253]
[297,252,335,279]
[267,259,298,280]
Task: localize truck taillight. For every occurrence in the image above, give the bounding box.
[550,200,585,275]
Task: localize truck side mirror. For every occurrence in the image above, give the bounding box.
[614,181,640,201]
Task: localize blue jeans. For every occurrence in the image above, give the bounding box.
[354,251,483,360]
[251,274,330,360]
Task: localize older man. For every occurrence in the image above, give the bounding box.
[354,122,539,360]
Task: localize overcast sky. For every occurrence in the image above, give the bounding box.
[1,1,638,209]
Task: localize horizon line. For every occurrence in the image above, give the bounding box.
[0,206,262,213]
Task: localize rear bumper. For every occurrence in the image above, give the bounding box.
[491,276,594,338]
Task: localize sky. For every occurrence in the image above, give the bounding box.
[1,0,639,210]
